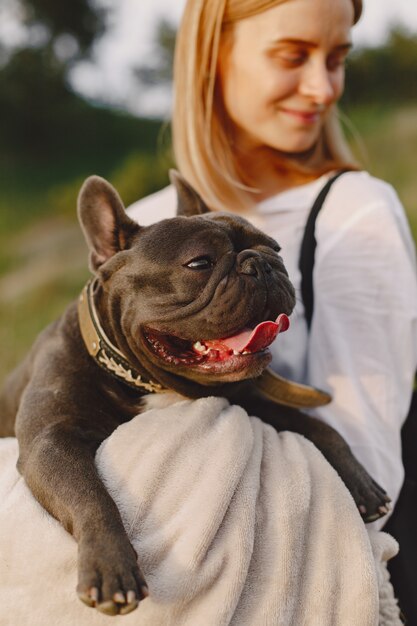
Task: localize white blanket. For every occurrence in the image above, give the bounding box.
[0,394,401,626]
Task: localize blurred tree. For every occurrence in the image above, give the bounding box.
[15,0,105,60]
[343,27,417,106]
[0,0,107,159]
[0,47,71,154]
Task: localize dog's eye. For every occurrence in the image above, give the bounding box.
[185,256,214,270]
[266,243,281,253]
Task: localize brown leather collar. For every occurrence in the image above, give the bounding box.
[78,279,165,394]
[78,280,331,408]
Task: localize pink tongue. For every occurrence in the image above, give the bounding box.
[220,314,290,353]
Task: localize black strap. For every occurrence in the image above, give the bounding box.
[299,170,349,329]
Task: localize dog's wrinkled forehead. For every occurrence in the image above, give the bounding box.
[136,213,279,266]
[209,212,280,250]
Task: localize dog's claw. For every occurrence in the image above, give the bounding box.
[98,590,143,616]
[120,600,139,615]
[80,586,144,616]
[78,586,99,607]
[78,593,95,608]
[97,600,119,616]
[363,512,382,523]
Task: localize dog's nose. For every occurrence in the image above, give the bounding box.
[237,250,272,277]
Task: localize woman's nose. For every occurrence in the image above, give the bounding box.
[299,59,337,106]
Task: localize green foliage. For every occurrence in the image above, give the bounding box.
[0,101,163,236]
[0,47,72,155]
[19,0,106,56]
[0,263,90,380]
[45,150,173,220]
[110,151,172,207]
[0,49,163,161]
[343,28,417,106]
[0,0,108,165]
[347,104,417,236]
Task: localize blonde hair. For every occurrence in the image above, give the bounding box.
[172,0,363,211]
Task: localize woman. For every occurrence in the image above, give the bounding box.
[129,0,417,529]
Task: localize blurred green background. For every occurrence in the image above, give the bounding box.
[1,0,417,385]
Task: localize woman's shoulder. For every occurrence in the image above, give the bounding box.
[329,170,400,211]
[320,170,408,231]
[318,170,415,259]
[126,184,177,226]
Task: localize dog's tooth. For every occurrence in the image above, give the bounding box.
[233,350,240,356]
[193,341,206,353]
[242,351,250,355]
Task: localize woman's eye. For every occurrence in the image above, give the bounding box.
[274,50,307,66]
[282,54,306,65]
[185,256,214,270]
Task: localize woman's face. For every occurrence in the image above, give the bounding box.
[217,0,354,154]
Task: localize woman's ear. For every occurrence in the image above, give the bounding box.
[169,169,211,217]
[77,176,141,273]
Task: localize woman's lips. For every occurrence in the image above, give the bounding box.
[279,107,322,124]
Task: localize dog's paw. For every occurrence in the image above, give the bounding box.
[340,464,391,524]
[355,476,392,524]
[77,533,148,616]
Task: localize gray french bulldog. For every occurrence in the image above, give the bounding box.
[0,172,390,616]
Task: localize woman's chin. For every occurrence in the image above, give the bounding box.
[267,130,322,157]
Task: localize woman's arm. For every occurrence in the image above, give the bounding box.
[309,174,417,523]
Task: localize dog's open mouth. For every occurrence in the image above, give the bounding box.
[143,314,290,369]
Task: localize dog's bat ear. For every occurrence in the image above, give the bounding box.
[169,169,211,217]
[77,176,141,273]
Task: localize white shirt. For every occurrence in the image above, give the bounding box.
[128,171,417,523]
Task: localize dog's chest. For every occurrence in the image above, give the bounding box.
[141,392,188,413]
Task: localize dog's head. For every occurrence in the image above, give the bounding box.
[77,172,296,391]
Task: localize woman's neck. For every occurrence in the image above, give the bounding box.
[235,145,320,202]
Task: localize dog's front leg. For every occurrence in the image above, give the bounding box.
[239,388,391,523]
[15,394,148,616]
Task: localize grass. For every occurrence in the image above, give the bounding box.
[346,103,417,236]
[0,265,90,379]
[0,103,416,386]
[0,216,90,380]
